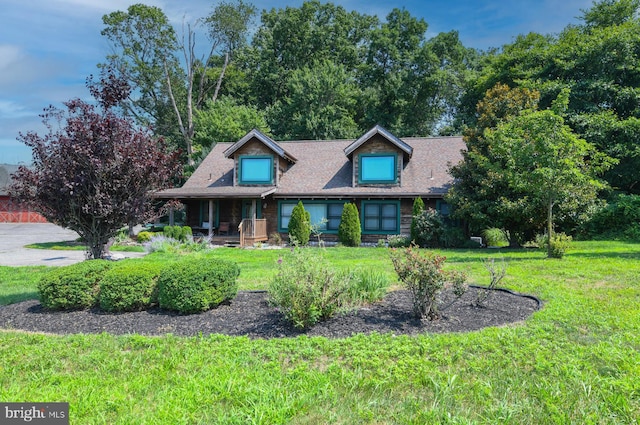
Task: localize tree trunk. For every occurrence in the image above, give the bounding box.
[547,199,554,258]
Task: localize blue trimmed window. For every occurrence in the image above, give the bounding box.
[362,201,399,234]
[278,201,345,233]
[359,154,397,184]
[239,156,273,184]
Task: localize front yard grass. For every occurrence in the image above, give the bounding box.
[0,241,638,424]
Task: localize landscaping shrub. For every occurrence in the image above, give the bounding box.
[99,262,163,312]
[538,232,573,259]
[288,201,311,245]
[269,247,352,329]
[482,228,509,247]
[144,235,179,254]
[410,197,425,243]
[411,209,444,248]
[38,260,113,310]
[181,226,192,242]
[338,202,361,247]
[475,257,507,307]
[162,225,190,241]
[157,257,240,314]
[136,231,154,243]
[387,234,410,248]
[163,225,175,239]
[390,245,467,320]
[347,269,390,304]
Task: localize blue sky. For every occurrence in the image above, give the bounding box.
[1,0,594,164]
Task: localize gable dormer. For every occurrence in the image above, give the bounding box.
[224,129,296,186]
[344,125,413,187]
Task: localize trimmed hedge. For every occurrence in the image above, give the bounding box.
[38,260,113,310]
[157,257,240,314]
[99,262,164,312]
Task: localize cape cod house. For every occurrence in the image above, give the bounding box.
[156,125,465,246]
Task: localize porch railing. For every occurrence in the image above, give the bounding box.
[238,218,268,247]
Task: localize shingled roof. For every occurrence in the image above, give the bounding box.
[157,134,465,200]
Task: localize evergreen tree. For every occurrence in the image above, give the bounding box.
[338,203,361,247]
[410,197,425,243]
[288,201,311,245]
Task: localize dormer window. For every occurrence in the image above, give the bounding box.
[239,155,273,185]
[359,153,397,184]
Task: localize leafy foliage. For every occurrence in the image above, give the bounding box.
[101,2,257,164]
[10,70,180,259]
[268,247,352,329]
[161,225,193,242]
[538,232,573,259]
[488,103,613,256]
[157,257,239,314]
[337,203,361,247]
[447,84,543,246]
[346,269,390,304]
[461,1,640,194]
[411,209,444,248]
[410,197,425,243]
[38,260,114,310]
[193,96,269,153]
[99,262,163,312]
[288,201,311,246]
[580,193,640,240]
[482,228,509,247]
[389,246,466,320]
[387,234,411,248]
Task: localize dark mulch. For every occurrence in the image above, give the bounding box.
[0,286,541,339]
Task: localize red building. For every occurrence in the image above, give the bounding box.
[0,164,47,223]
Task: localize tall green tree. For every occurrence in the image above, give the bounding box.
[245,0,376,109]
[460,0,640,193]
[267,60,361,140]
[193,96,269,154]
[101,1,256,165]
[447,83,543,246]
[488,97,615,256]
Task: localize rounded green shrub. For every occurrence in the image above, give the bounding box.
[157,257,240,314]
[99,262,163,312]
[38,260,113,310]
[181,226,192,242]
[539,232,573,259]
[288,201,311,245]
[136,231,154,243]
[338,202,361,247]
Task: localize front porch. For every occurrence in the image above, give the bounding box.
[191,218,268,247]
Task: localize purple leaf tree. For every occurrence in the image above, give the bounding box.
[10,69,181,259]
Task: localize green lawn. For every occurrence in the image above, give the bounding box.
[0,241,638,424]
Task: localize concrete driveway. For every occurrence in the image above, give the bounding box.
[0,223,145,266]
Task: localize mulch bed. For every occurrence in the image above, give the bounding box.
[0,287,541,339]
